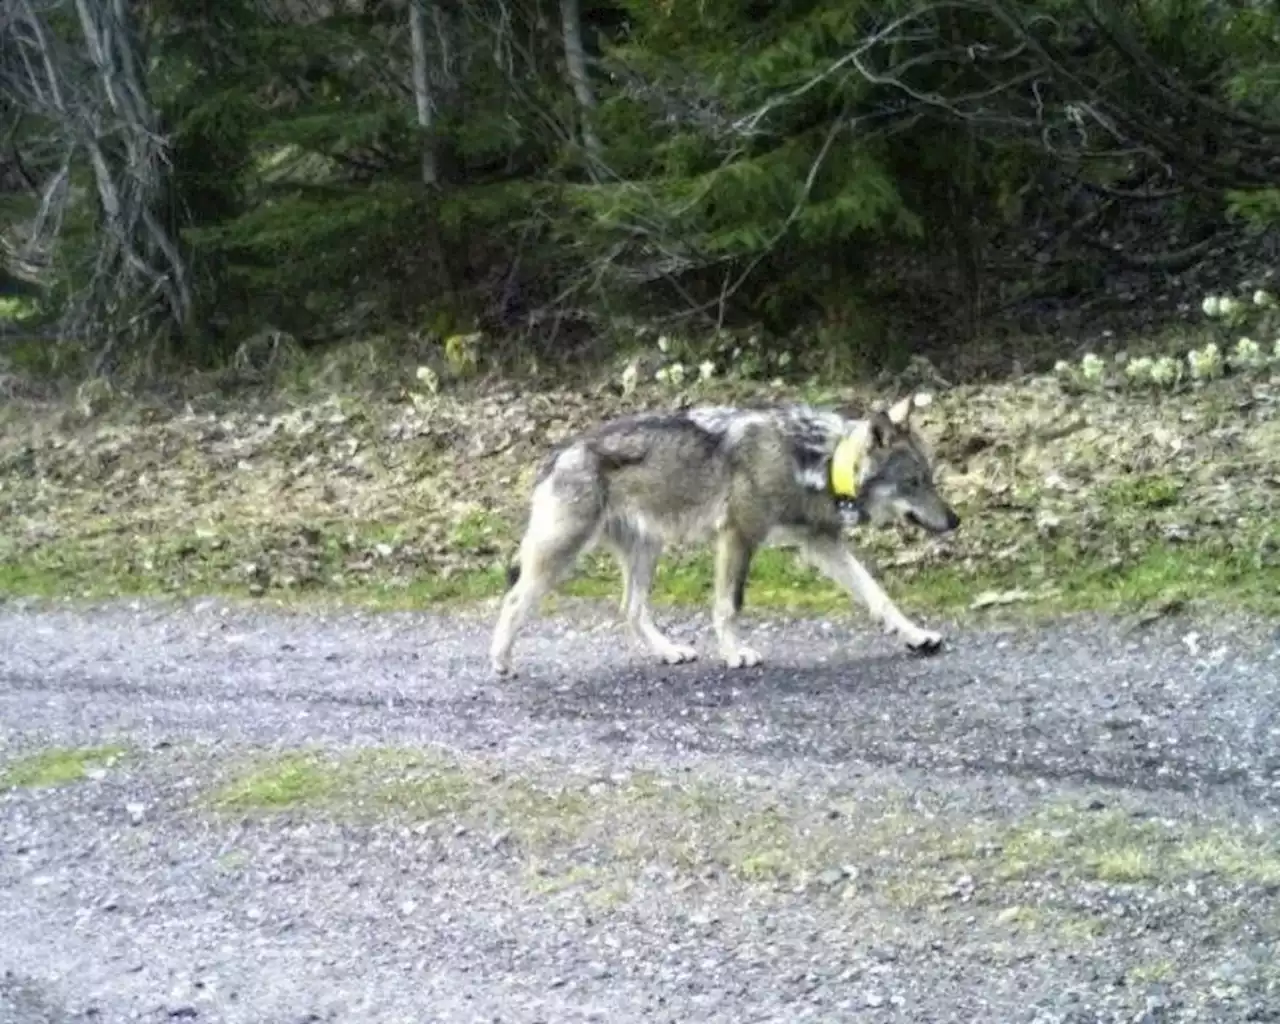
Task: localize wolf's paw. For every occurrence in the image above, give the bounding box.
[902,628,944,656]
[721,644,763,669]
[491,656,517,678]
[657,642,699,665]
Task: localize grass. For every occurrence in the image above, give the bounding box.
[4,526,1277,624]
[0,745,128,791]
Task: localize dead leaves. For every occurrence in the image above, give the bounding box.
[0,366,1277,601]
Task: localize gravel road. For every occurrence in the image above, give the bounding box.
[2,598,1279,1024]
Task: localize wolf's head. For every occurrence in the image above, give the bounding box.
[834,394,960,534]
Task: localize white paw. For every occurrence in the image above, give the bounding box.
[657,643,699,665]
[903,628,944,655]
[721,644,763,669]
[491,657,516,677]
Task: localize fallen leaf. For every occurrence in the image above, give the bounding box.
[970,589,1035,610]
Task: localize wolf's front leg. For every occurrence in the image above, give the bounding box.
[800,535,943,654]
[712,529,763,668]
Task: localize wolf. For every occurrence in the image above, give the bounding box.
[489,392,960,676]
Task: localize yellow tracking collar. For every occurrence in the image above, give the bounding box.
[829,435,862,498]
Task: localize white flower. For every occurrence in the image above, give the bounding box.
[698,360,716,381]
[667,361,686,385]
[620,361,639,395]
[1124,356,1155,382]
[776,351,791,368]
[654,366,669,383]
[1253,289,1275,308]
[1188,342,1224,381]
[1232,337,1262,369]
[414,365,439,394]
[1080,352,1106,383]
[1202,296,1222,318]
[657,335,670,354]
[1053,359,1072,376]
[1150,356,1181,387]
[1219,297,1242,319]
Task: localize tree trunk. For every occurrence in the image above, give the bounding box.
[71,0,192,355]
[559,0,602,173]
[408,0,439,187]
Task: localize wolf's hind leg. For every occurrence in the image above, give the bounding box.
[490,490,600,676]
[606,521,697,665]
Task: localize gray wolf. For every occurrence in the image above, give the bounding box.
[489,393,959,675]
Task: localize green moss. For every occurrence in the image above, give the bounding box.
[207,747,593,849]
[199,748,1280,925]
[972,804,1280,887]
[211,752,339,809]
[0,745,128,791]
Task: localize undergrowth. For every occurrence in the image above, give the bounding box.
[2,329,1278,623]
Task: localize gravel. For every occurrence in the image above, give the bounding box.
[2,598,1279,1023]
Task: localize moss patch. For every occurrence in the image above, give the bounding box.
[201,748,1280,925]
[208,747,591,847]
[966,802,1280,888]
[212,752,341,809]
[0,745,128,791]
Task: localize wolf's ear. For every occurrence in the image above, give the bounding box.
[868,410,896,448]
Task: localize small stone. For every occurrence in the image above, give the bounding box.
[125,802,146,825]
[864,991,885,1008]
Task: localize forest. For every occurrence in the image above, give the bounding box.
[1,0,1278,382]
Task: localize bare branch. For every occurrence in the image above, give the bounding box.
[408,0,440,187]
[3,0,192,364]
[560,0,603,174]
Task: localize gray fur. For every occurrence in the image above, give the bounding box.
[489,396,959,675]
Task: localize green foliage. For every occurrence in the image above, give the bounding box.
[7,0,1280,372]
[0,296,40,322]
[1226,188,1280,230]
